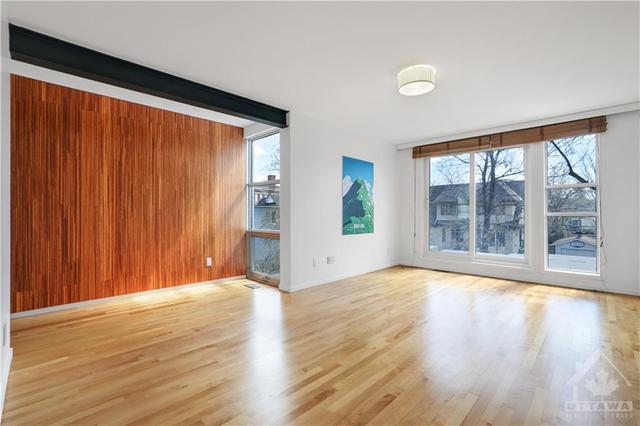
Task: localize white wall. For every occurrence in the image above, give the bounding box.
[397,110,640,296]
[599,111,640,295]
[283,112,399,291]
[0,10,13,415]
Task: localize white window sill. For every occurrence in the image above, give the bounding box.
[423,251,530,269]
[414,253,605,291]
[543,267,600,279]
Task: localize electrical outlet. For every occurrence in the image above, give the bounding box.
[206,257,212,268]
[327,256,336,264]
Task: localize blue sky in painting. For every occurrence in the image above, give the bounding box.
[343,156,373,188]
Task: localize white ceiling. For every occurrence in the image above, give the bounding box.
[4,2,639,144]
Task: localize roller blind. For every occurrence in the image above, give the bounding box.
[412,116,607,159]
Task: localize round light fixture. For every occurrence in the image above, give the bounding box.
[397,64,436,96]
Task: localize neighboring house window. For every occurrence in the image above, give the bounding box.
[441,202,458,216]
[545,135,598,273]
[428,154,470,252]
[247,131,280,285]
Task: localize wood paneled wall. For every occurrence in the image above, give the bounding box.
[11,75,246,312]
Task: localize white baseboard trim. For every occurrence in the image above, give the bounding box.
[283,262,400,293]
[0,347,13,422]
[11,275,247,319]
[404,260,640,297]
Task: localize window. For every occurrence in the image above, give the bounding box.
[475,147,525,258]
[420,119,604,279]
[427,147,525,260]
[250,185,280,230]
[247,131,280,285]
[441,202,458,216]
[428,154,469,252]
[249,237,280,278]
[251,132,280,182]
[545,135,598,273]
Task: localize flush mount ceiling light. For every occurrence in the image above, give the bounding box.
[397,64,436,96]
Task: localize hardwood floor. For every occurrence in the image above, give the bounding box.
[3,267,639,425]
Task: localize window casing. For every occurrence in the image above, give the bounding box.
[247,131,280,286]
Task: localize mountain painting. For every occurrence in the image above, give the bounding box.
[342,156,374,235]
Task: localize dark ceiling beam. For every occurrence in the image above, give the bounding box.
[9,24,288,128]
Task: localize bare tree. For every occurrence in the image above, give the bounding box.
[474,149,524,252]
[546,136,597,243]
[547,137,595,180]
[265,145,280,177]
[546,137,597,210]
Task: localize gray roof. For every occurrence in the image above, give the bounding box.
[430,180,524,204]
[549,235,596,247]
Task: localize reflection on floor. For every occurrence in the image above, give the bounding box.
[3,266,639,425]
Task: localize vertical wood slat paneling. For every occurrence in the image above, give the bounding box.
[11,74,247,313]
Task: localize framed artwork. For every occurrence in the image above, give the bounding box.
[342,156,374,235]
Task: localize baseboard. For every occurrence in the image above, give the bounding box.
[11,275,247,319]
[403,260,640,297]
[284,262,400,293]
[0,346,13,423]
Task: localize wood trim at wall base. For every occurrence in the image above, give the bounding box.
[11,276,247,319]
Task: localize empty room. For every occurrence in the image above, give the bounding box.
[0,1,638,425]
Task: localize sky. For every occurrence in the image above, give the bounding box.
[252,133,280,182]
[343,156,373,190]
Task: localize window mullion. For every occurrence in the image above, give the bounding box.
[469,152,476,258]
[546,182,598,190]
[250,179,281,187]
[546,211,597,217]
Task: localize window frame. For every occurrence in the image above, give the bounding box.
[246,129,281,286]
[424,144,530,265]
[542,135,600,276]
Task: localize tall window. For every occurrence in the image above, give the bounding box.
[428,154,470,252]
[428,147,525,260]
[475,147,525,258]
[247,131,280,285]
[545,135,598,273]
